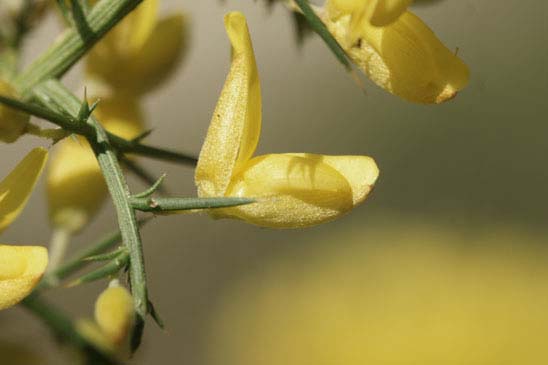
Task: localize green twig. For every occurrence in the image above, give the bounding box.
[40,220,149,289]
[35,79,148,352]
[67,251,130,287]
[130,196,256,213]
[0,92,198,167]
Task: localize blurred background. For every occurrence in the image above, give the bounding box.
[1,0,548,363]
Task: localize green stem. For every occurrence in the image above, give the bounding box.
[14,0,144,93]
[130,196,255,212]
[67,251,130,287]
[0,92,198,166]
[35,79,148,351]
[22,294,118,365]
[39,222,145,289]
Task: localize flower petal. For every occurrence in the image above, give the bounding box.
[195,12,261,197]
[364,0,412,27]
[0,148,48,234]
[87,12,187,95]
[114,13,188,95]
[95,285,134,345]
[328,0,411,27]
[76,319,116,354]
[221,154,354,228]
[0,245,48,310]
[86,0,159,91]
[288,154,379,204]
[47,97,143,232]
[326,10,469,103]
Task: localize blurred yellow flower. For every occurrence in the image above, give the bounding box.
[195,12,379,228]
[0,148,49,310]
[207,222,548,365]
[47,97,144,233]
[0,79,30,143]
[76,282,134,355]
[322,0,469,103]
[95,284,135,346]
[86,0,188,96]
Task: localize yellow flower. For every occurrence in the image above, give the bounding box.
[322,0,469,103]
[195,12,379,228]
[0,79,30,143]
[76,282,134,355]
[47,97,144,232]
[327,0,412,27]
[85,0,188,96]
[0,148,49,310]
[94,284,135,346]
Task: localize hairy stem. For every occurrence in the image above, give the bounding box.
[35,79,148,351]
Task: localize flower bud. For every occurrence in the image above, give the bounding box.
[94,283,134,346]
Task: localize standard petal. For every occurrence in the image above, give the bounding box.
[86,0,159,91]
[288,154,379,204]
[0,245,48,310]
[0,148,48,234]
[47,97,143,232]
[325,10,469,103]
[195,12,261,197]
[221,154,354,228]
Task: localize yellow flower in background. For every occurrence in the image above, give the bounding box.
[85,0,188,96]
[0,80,30,143]
[195,12,379,228]
[47,97,144,233]
[76,282,134,355]
[0,148,49,310]
[94,284,135,346]
[321,0,469,103]
[207,222,548,365]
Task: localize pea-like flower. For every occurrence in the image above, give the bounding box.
[0,80,30,143]
[86,0,188,96]
[76,282,134,355]
[94,283,135,346]
[0,148,49,310]
[195,12,379,228]
[47,97,144,233]
[320,0,469,103]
